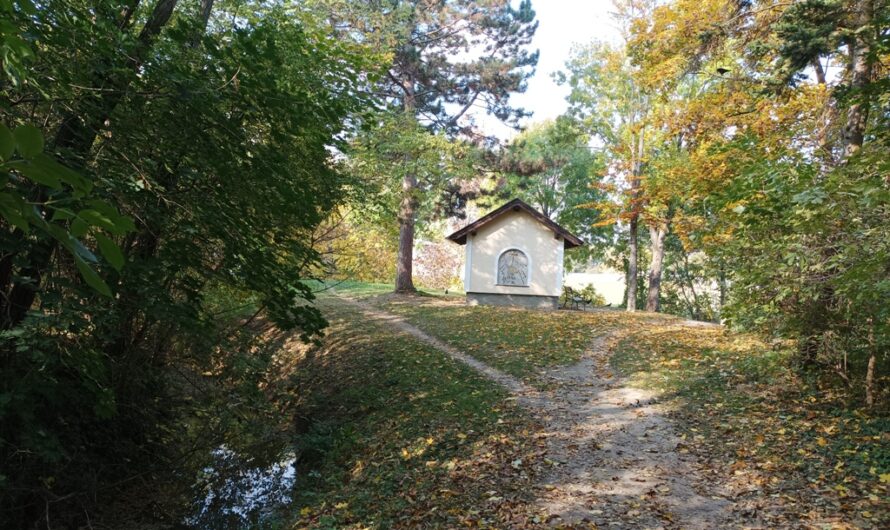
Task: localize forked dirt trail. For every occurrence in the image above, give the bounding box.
[531,332,736,528]
[341,297,748,529]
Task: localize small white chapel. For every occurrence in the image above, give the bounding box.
[446,198,584,309]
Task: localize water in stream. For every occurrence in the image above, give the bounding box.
[186,446,297,529]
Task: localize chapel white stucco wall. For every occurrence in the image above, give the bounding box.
[465,210,563,297]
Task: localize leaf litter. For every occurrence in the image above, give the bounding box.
[296,293,886,529]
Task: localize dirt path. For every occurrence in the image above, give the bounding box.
[533,332,737,529]
[341,297,744,529]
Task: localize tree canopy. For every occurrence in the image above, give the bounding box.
[1,1,379,525]
[0,0,886,526]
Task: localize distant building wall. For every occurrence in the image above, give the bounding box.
[564,272,625,306]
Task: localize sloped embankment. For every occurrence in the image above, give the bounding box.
[289,297,549,528]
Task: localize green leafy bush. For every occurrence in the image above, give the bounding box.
[579,284,608,306]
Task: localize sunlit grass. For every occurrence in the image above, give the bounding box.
[307,279,464,299]
[375,295,669,386]
[379,299,596,383]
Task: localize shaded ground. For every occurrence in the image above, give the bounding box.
[289,286,888,529]
[289,298,548,529]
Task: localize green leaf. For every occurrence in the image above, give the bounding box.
[70,217,88,237]
[4,35,32,61]
[7,155,91,193]
[95,233,124,271]
[80,202,134,235]
[87,200,135,230]
[17,0,37,16]
[115,215,136,234]
[74,255,112,297]
[32,154,92,194]
[77,209,117,232]
[71,238,98,263]
[0,123,14,161]
[42,223,77,254]
[50,208,76,221]
[13,124,43,159]
[0,192,30,232]
[7,159,61,188]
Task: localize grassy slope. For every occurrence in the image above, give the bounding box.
[345,285,887,527]
[290,283,887,527]
[288,297,546,529]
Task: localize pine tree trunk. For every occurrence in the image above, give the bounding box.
[393,69,419,293]
[646,223,667,312]
[395,172,418,293]
[842,0,874,157]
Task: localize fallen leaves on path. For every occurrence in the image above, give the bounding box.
[613,324,889,528]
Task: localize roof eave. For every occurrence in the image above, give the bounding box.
[445,198,586,249]
[447,233,468,245]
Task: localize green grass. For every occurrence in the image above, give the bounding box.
[610,324,788,401]
[370,293,666,386]
[306,279,464,299]
[376,298,600,384]
[288,297,543,529]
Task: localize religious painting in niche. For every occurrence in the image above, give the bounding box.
[497,249,529,286]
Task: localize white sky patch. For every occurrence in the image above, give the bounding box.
[471,0,623,141]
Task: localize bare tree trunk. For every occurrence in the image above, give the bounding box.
[865,352,876,407]
[810,57,839,165]
[865,318,877,407]
[626,216,638,312]
[645,222,668,312]
[395,171,418,292]
[683,251,704,320]
[189,0,215,46]
[625,131,644,312]
[716,260,727,321]
[199,0,214,27]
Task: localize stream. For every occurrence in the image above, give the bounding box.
[185,446,298,529]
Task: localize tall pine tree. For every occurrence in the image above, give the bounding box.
[374,0,539,292]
